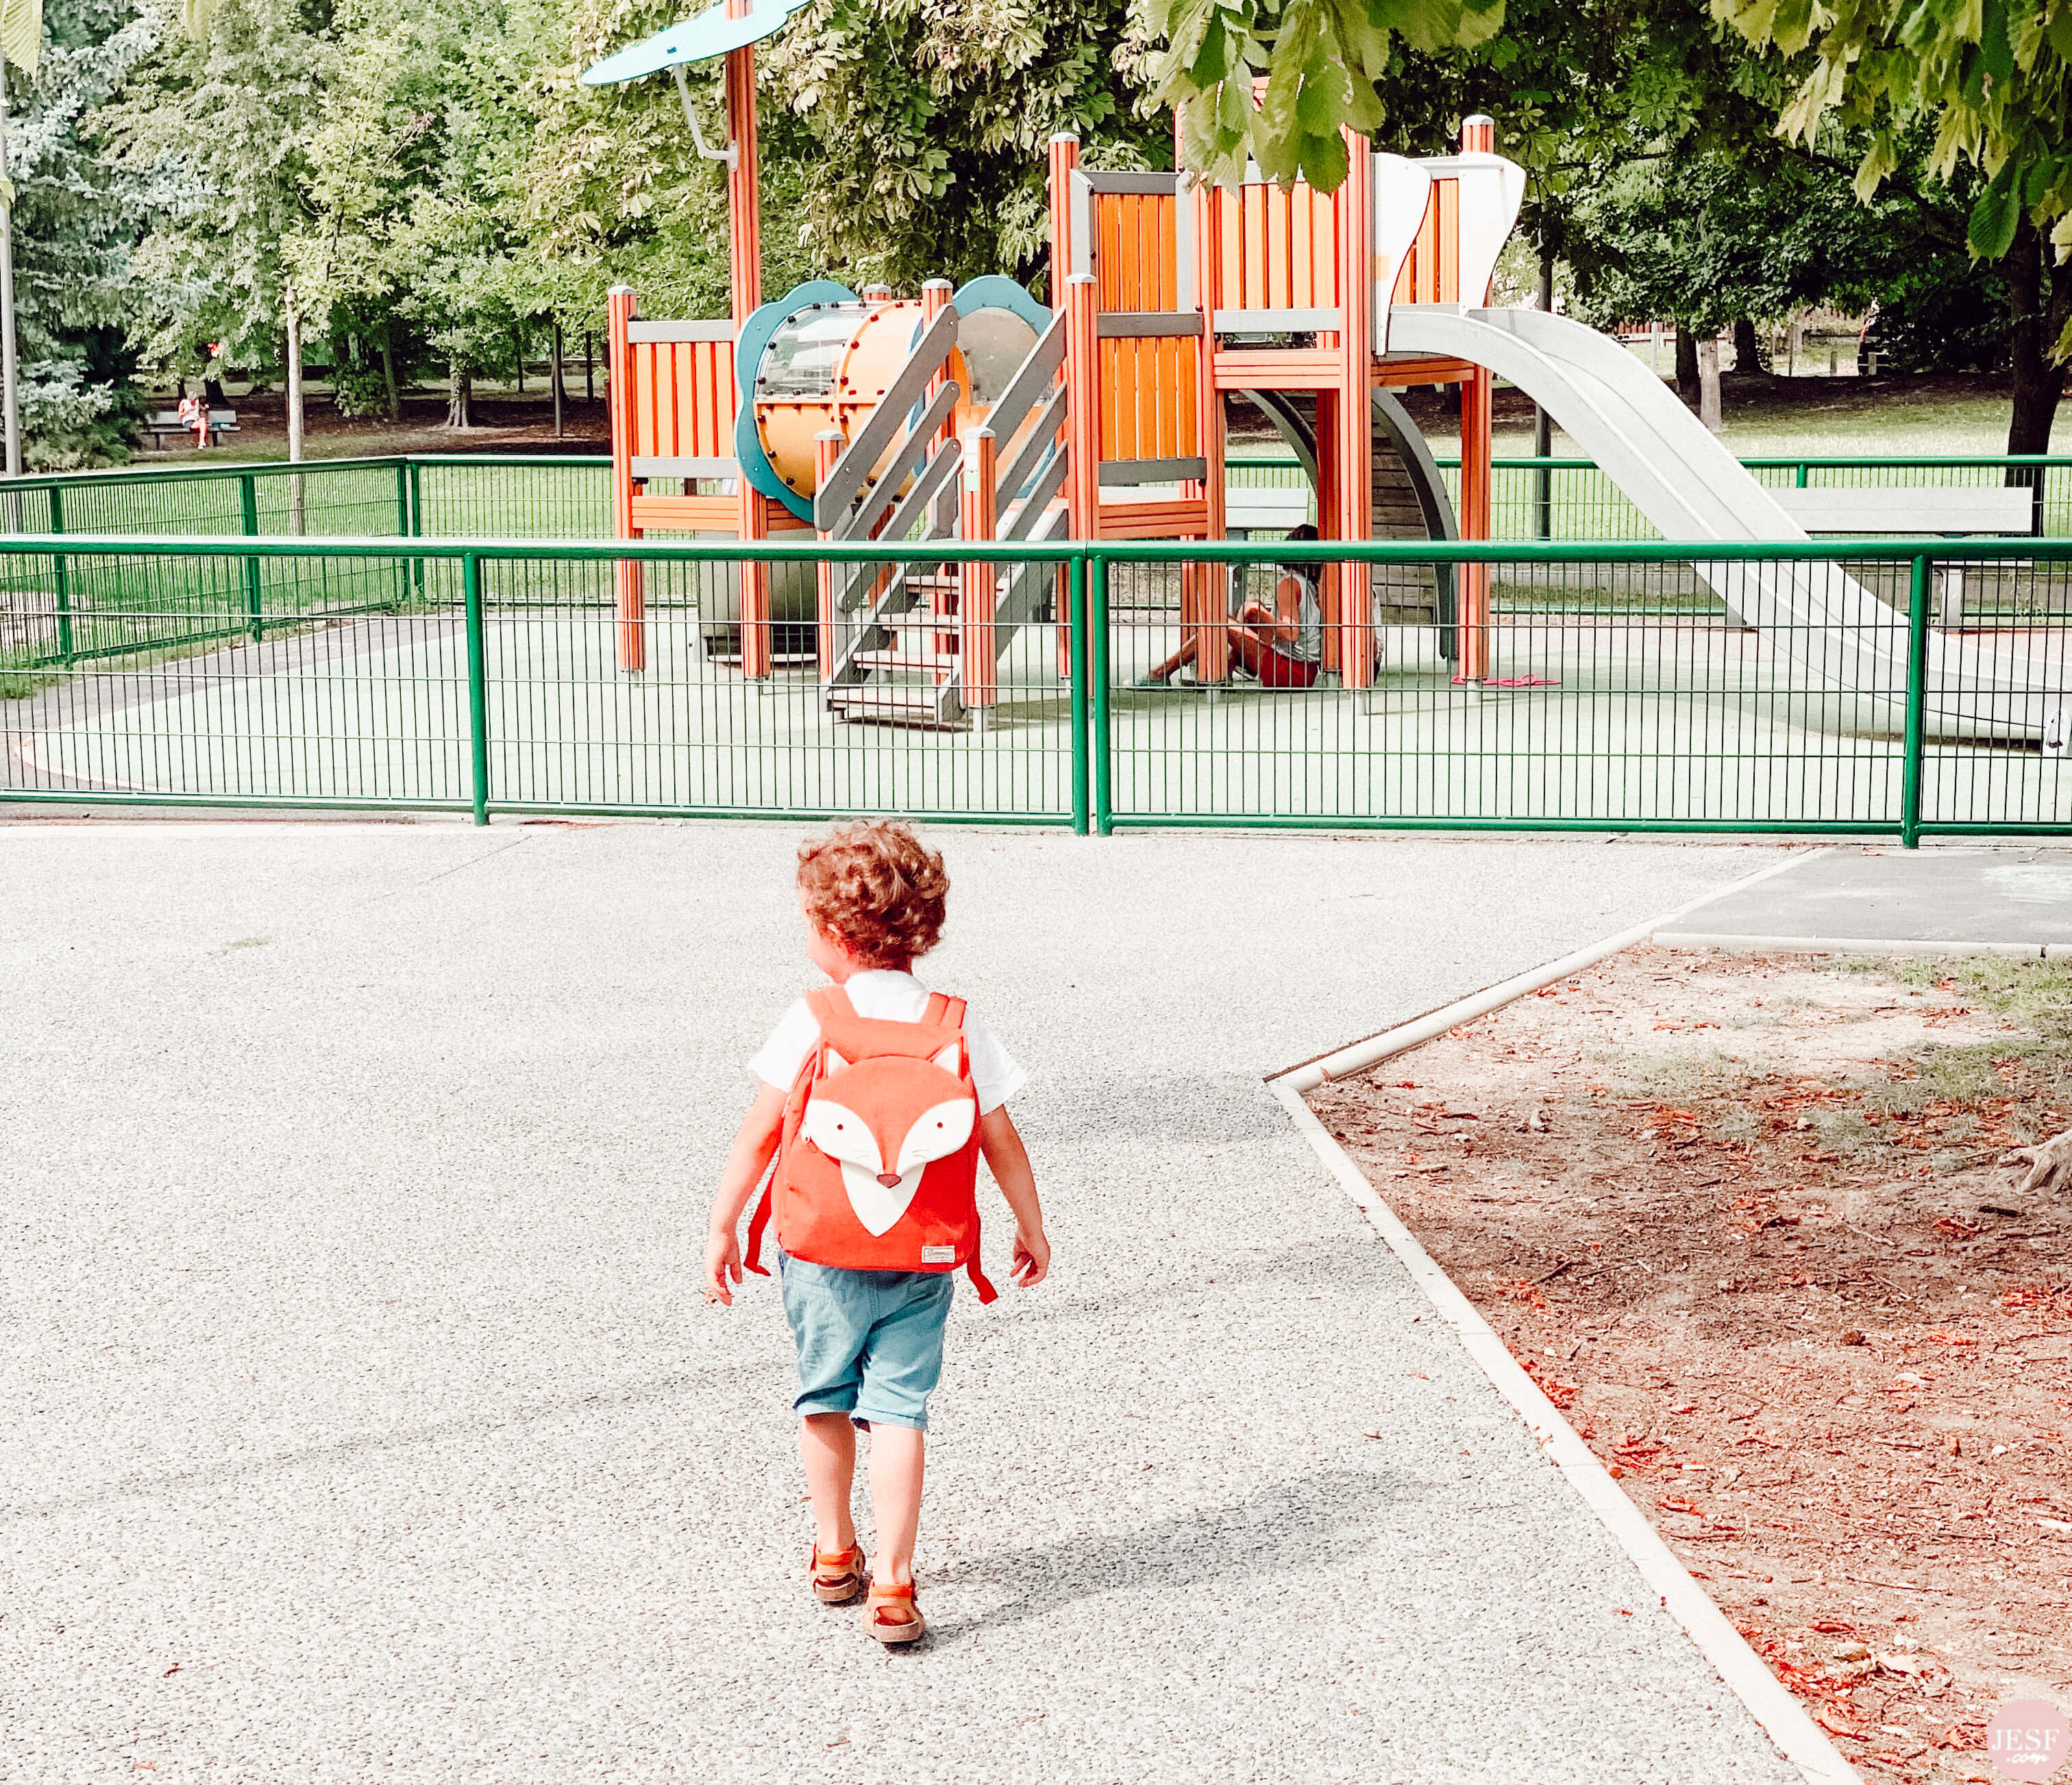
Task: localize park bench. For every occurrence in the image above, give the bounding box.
[145,408,240,450]
[1772,482,2038,628]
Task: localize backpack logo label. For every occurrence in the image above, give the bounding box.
[799,1043,975,1238]
[920,1244,957,1263]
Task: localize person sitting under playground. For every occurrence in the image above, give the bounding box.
[1138,524,1323,689]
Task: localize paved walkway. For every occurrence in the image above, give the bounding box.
[1,821,1803,1784]
[1657,841,2072,955]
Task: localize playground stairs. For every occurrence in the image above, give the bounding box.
[817,311,1071,731]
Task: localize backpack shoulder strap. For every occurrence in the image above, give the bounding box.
[922,991,967,1031]
[805,984,855,1026]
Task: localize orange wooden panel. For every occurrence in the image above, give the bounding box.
[1290,193,1314,308]
[1099,340,1122,460]
[1156,188,1176,308]
[1127,195,1144,308]
[630,343,649,457]
[1144,193,1163,309]
[1438,179,1459,304]
[1265,185,1289,307]
[701,343,722,454]
[1176,338,1199,456]
[1096,498,1210,538]
[1391,254,1415,305]
[630,493,740,530]
[1242,184,1265,308]
[1219,189,1242,311]
[1374,354,1472,386]
[1098,192,1123,310]
[1318,190,1340,304]
[1211,347,1345,388]
[683,344,704,454]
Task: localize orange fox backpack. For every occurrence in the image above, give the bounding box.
[744,985,996,1302]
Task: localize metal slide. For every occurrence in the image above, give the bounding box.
[1389,305,2065,741]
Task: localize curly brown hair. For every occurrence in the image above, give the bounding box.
[796,822,949,970]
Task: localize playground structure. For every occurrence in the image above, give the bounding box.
[584,1,2067,743]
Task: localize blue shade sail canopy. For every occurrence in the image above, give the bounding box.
[580,0,814,84]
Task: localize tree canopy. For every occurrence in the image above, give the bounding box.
[0,0,2056,463]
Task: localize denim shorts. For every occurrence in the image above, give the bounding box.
[778,1252,956,1431]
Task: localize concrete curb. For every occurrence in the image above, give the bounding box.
[1269,847,1865,1785]
[1657,931,2060,960]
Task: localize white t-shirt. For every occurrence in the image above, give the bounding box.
[747,970,1027,1114]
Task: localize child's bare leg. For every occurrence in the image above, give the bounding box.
[800,1413,859,1553]
[1146,633,1198,682]
[866,1425,925,1585]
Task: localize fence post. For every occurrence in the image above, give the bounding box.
[1795,461,1810,489]
[463,550,490,826]
[1089,548,1111,835]
[238,472,264,643]
[47,484,73,664]
[1900,552,1929,848]
[406,458,426,601]
[1068,553,1088,835]
[388,459,410,610]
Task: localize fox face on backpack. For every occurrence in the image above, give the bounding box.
[745,986,996,1302]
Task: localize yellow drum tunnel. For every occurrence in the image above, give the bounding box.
[754,301,972,500]
[751,295,1041,501]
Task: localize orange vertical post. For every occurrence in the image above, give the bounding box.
[1048,135,1080,677]
[1454,115,1494,684]
[1336,130,1374,689]
[606,283,646,674]
[1063,274,1099,541]
[960,427,998,723]
[921,279,954,454]
[1185,136,1230,685]
[725,36,771,679]
[1456,366,1492,682]
[813,430,843,680]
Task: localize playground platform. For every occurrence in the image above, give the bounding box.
[1,820,1805,1783]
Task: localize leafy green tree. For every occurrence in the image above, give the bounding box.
[760,0,1165,290]
[1714,0,2072,451]
[92,0,327,384]
[8,0,156,465]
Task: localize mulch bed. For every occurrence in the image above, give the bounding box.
[1309,946,2072,1785]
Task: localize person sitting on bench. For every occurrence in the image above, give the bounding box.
[1140,523,1323,688]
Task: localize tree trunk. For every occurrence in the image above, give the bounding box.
[379,331,399,425]
[584,332,593,404]
[1697,336,1723,433]
[552,319,565,439]
[2005,214,2070,458]
[514,323,525,395]
[284,284,306,537]
[1675,323,1699,405]
[447,362,472,430]
[1731,318,1764,378]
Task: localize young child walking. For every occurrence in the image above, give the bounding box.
[705,821,1050,1645]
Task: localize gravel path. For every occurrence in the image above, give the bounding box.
[2,820,1802,1784]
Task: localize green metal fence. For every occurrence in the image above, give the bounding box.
[2,532,2065,842]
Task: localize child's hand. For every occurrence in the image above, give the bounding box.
[1011,1224,1050,1288]
[705,1225,743,1306]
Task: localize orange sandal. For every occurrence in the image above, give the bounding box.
[811,1544,869,1605]
[864,1578,926,1645]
